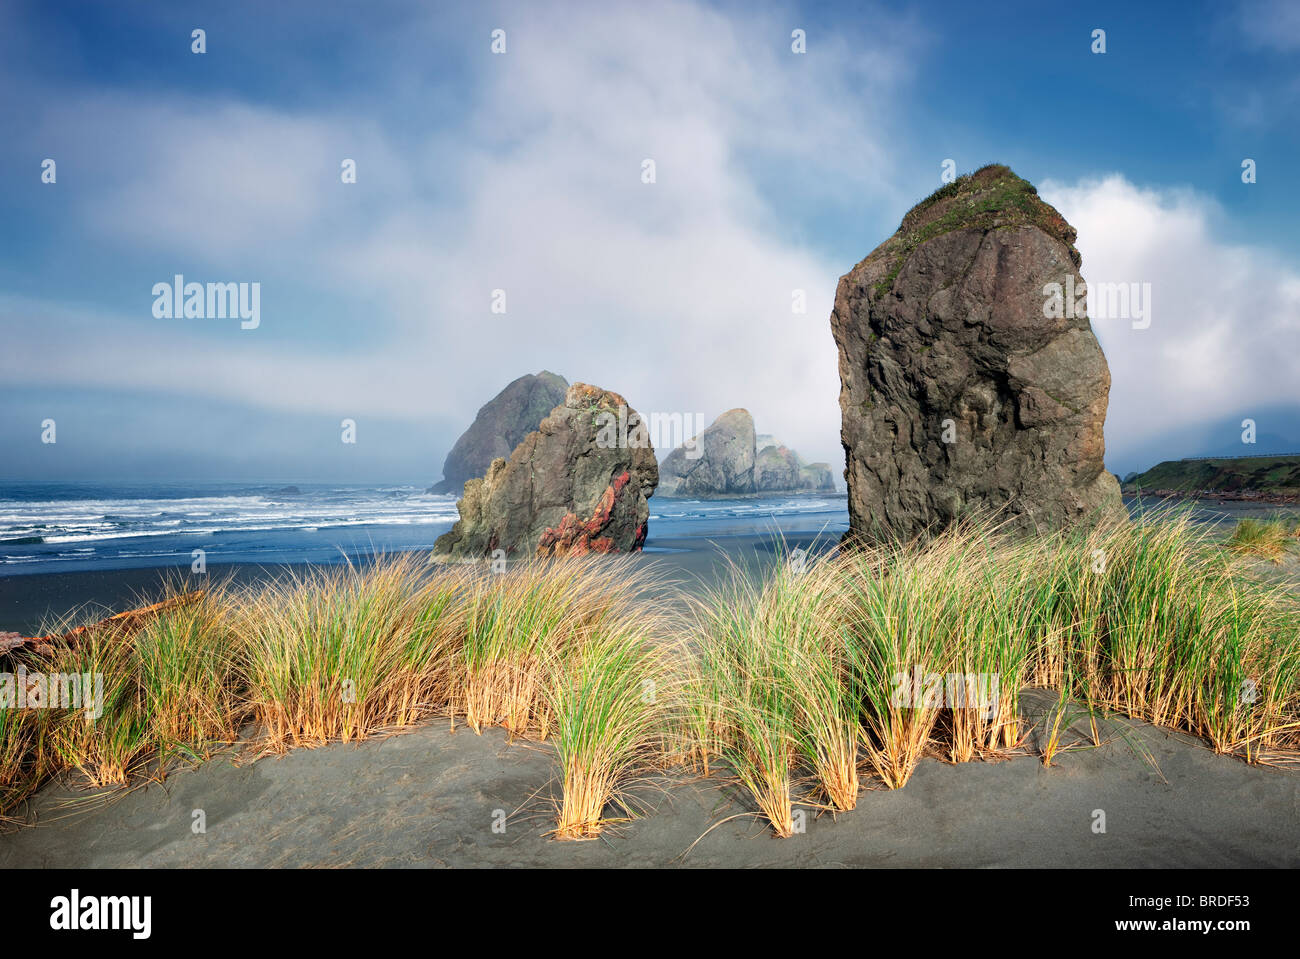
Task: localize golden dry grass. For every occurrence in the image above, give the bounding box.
[2,516,1298,841]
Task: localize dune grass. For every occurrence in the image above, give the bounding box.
[1041,517,1300,756]
[545,618,675,839]
[2,515,1299,839]
[237,555,455,750]
[0,703,43,817]
[687,548,861,836]
[0,585,241,817]
[681,514,1300,832]
[1,553,677,837]
[1226,516,1297,560]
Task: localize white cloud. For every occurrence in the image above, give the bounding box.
[8,0,921,473]
[0,296,426,420]
[348,0,918,467]
[1041,174,1300,464]
[1237,0,1300,51]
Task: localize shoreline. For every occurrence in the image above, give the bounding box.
[0,531,841,635]
[1126,488,1300,507]
[3,498,1296,635]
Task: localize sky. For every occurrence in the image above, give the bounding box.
[1,0,1297,484]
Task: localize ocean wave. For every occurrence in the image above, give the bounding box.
[0,483,846,571]
[0,485,461,547]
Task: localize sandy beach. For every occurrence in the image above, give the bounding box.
[3,691,1296,868]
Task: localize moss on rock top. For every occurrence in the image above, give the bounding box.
[872,164,1080,299]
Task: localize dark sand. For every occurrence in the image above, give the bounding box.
[2,700,1297,867]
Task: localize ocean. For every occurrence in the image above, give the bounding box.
[0,482,851,575]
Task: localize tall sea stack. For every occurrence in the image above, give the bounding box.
[831,164,1123,542]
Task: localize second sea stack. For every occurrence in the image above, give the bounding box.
[432,383,658,559]
[832,164,1124,543]
[429,371,569,494]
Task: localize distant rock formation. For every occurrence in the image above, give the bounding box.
[831,164,1123,542]
[429,371,569,494]
[657,409,835,497]
[432,383,658,559]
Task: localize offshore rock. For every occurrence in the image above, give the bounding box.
[432,383,658,559]
[429,371,569,494]
[831,164,1123,542]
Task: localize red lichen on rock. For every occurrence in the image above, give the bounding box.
[537,471,634,557]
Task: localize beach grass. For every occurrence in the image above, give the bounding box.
[0,701,43,817]
[3,516,1299,838]
[686,551,851,835]
[132,584,244,762]
[237,555,448,750]
[1226,517,1296,560]
[0,585,242,798]
[684,513,1300,833]
[545,616,675,839]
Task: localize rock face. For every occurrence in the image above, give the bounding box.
[429,371,569,494]
[658,409,836,497]
[831,164,1123,542]
[432,383,658,559]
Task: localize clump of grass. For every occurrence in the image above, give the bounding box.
[132,584,244,762]
[688,546,860,835]
[393,569,471,727]
[21,584,241,789]
[838,525,1036,784]
[451,555,679,838]
[1020,514,1300,757]
[237,554,457,750]
[545,619,675,839]
[41,616,158,786]
[453,557,657,739]
[839,548,948,789]
[455,565,573,737]
[925,531,1041,760]
[1226,517,1294,560]
[2,608,149,813]
[0,704,46,819]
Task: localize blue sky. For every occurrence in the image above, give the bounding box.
[1,0,1297,483]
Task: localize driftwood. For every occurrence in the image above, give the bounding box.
[0,591,205,658]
